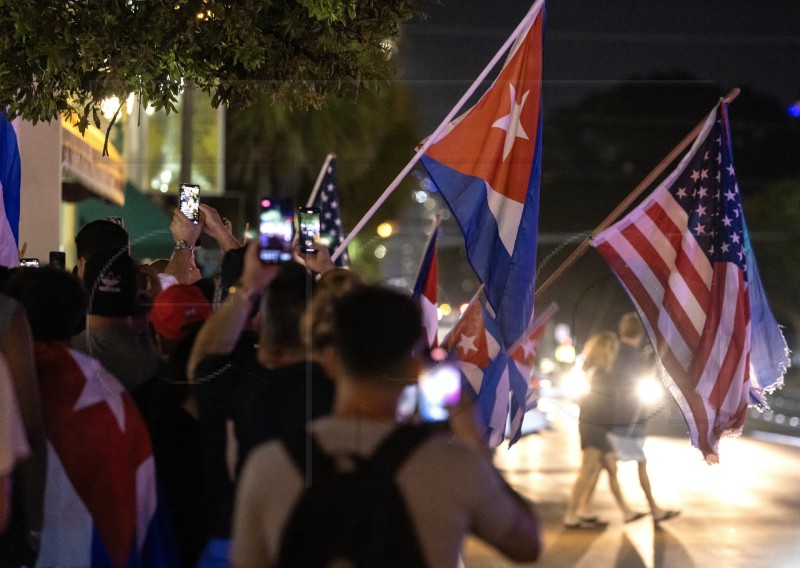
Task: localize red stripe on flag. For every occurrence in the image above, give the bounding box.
[595,239,716,457]
[620,222,701,351]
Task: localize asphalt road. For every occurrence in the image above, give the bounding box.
[462,399,800,568]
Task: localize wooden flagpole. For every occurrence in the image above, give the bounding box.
[306,152,336,207]
[331,0,545,262]
[534,87,741,302]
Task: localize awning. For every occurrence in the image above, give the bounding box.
[61,116,126,205]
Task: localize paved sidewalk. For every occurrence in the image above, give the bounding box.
[463,402,800,568]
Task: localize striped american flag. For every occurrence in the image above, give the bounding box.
[592,104,778,462]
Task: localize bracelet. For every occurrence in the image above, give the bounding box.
[228,285,260,306]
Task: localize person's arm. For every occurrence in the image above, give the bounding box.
[165,210,204,285]
[3,306,45,544]
[467,451,542,562]
[200,203,242,253]
[188,240,278,380]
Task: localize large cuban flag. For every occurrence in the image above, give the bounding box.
[443,294,510,448]
[420,1,544,346]
[35,342,175,567]
[0,110,21,268]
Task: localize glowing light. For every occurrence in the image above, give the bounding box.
[159,170,172,183]
[159,184,169,193]
[413,190,428,203]
[561,367,589,399]
[100,96,121,120]
[373,245,386,259]
[788,102,800,118]
[538,358,556,374]
[439,303,452,316]
[554,323,571,344]
[125,93,135,115]
[636,375,662,403]
[261,199,271,208]
[145,105,156,116]
[376,222,393,238]
[554,344,576,363]
[459,303,469,315]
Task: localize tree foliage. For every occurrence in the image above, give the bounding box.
[0,0,425,135]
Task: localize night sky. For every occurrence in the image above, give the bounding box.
[401,0,800,130]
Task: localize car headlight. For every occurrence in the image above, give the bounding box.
[561,367,589,400]
[636,375,662,403]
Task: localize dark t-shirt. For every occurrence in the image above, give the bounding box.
[579,343,649,428]
[194,340,335,538]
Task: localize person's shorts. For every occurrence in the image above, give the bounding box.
[607,423,646,462]
[579,421,613,453]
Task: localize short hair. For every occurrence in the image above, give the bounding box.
[5,267,86,341]
[618,312,644,340]
[582,332,619,375]
[333,285,422,381]
[261,262,315,352]
[301,269,364,349]
[75,220,130,260]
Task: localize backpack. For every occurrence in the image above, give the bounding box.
[278,424,434,568]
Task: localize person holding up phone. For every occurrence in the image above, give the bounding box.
[230,285,542,568]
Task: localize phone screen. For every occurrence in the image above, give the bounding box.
[259,197,295,263]
[297,207,321,253]
[179,184,201,223]
[19,258,40,268]
[417,362,462,422]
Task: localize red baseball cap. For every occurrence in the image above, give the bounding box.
[149,284,212,340]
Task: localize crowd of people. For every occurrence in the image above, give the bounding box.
[0,205,543,568]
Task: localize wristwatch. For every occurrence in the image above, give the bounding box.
[174,239,194,251]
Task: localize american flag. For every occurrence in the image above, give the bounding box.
[592,104,788,462]
[312,156,349,267]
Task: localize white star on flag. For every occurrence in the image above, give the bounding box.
[492,84,530,161]
[72,353,127,431]
[458,333,478,355]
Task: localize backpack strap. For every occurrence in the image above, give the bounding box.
[281,429,335,482]
[366,424,435,479]
[282,424,435,481]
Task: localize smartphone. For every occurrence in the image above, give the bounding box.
[179,183,201,223]
[19,258,40,268]
[297,207,321,253]
[417,361,462,422]
[258,197,295,263]
[106,216,125,228]
[49,251,66,270]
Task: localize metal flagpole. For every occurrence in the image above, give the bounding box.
[331,0,545,262]
[306,152,336,207]
[534,87,741,302]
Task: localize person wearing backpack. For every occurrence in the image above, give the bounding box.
[230,285,542,568]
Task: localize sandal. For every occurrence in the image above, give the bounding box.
[624,512,648,523]
[653,510,680,524]
[564,518,608,530]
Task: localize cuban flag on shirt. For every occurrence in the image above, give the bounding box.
[411,222,439,349]
[443,295,509,448]
[505,302,558,445]
[420,1,544,346]
[0,110,21,268]
[34,342,175,567]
